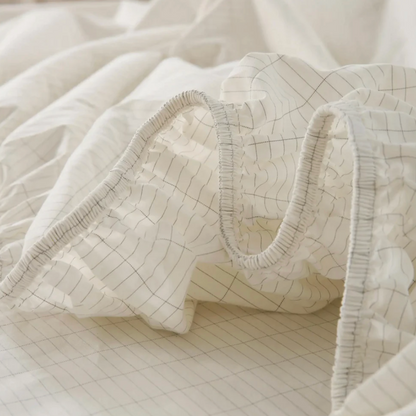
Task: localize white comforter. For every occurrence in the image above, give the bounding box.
[0,1,416,415]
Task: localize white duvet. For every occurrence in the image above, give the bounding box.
[0,1,416,415]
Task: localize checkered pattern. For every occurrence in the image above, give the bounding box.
[0,1,416,415]
[0,300,340,416]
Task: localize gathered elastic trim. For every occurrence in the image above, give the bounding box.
[220,98,375,410]
[220,107,334,270]
[0,90,341,300]
[0,90,237,302]
[330,108,376,411]
[0,91,375,412]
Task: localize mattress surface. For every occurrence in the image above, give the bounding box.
[0,299,340,416]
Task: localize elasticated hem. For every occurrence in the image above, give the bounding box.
[0,92,373,411]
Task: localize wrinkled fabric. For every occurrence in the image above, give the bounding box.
[0,1,416,416]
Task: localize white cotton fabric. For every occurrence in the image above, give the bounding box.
[0,1,416,416]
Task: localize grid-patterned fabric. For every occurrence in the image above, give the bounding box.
[2,51,416,415]
[1,1,416,416]
[0,299,340,416]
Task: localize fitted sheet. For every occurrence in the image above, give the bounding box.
[0,1,416,416]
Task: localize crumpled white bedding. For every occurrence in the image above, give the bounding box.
[1,0,416,415]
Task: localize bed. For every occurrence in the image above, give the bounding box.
[0,1,415,415]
